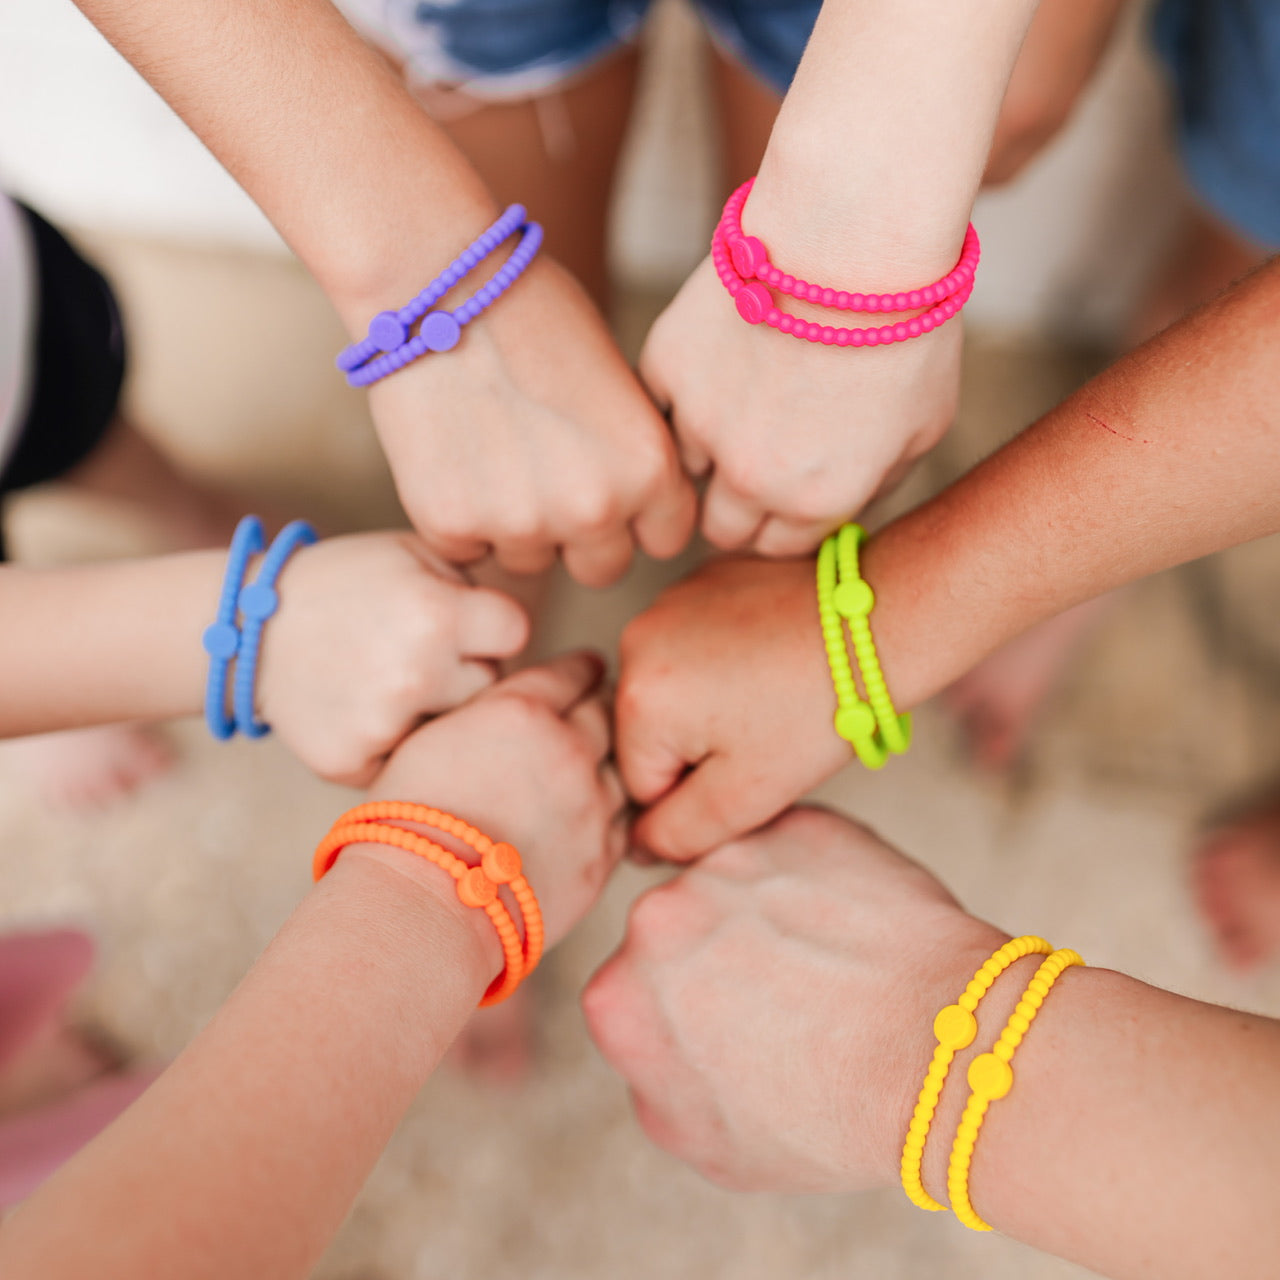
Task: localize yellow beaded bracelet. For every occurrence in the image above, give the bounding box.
[947,947,1085,1232]
[816,523,911,770]
[899,936,1053,1212]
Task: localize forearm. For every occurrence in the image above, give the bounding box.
[0,552,226,736]
[0,847,497,1280]
[866,256,1280,707]
[898,956,1280,1277]
[748,0,1040,283]
[72,0,497,322]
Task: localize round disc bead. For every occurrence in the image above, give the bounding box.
[968,1052,1014,1101]
[421,310,462,351]
[934,1004,978,1051]
[238,581,279,622]
[832,578,875,617]
[728,234,768,277]
[735,282,772,325]
[369,311,408,352]
[482,841,522,884]
[457,866,497,908]
[202,621,239,661]
[834,702,877,742]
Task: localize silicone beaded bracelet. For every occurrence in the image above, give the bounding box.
[231,519,318,738]
[333,800,544,977]
[900,936,1054,1213]
[337,208,543,388]
[816,524,911,769]
[313,802,543,1006]
[201,515,266,741]
[947,947,1085,1232]
[713,221,974,348]
[336,203,527,373]
[719,178,980,312]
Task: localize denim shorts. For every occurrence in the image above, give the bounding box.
[1153,0,1280,248]
[336,0,821,99]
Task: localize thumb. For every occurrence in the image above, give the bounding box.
[455,585,530,659]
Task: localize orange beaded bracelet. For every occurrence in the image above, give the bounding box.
[313,802,543,1006]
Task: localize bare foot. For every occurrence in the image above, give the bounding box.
[0,1021,120,1120]
[0,724,173,811]
[445,986,534,1088]
[1194,804,1280,970]
[943,594,1119,769]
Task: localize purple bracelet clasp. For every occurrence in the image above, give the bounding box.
[337,204,542,388]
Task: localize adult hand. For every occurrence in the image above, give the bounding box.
[583,807,1004,1192]
[367,652,627,948]
[259,532,528,786]
[363,259,697,587]
[616,556,851,861]
[642,258,961,557]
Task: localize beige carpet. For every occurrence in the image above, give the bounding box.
[3,234,1279,1279]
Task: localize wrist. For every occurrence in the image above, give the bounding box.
[321,189,504,339]
[865,919,1010,1187]
[858,512,994,714]
[749,135,971,294]
[334,842,502,991]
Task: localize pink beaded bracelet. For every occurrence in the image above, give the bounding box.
[712,220,974,348]
[719,178,980,311]
[712,177,980,348]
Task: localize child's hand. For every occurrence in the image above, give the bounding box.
[257,532,528,785]
[366,652,626,949]
[362,260,697,588]
[616,556,850,861]
[641,257,961,557]
[583,806,1003,1193]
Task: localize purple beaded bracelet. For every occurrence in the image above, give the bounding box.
[337,204,542,388]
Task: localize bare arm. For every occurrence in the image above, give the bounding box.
[619,256,1280,859]
[70,0,695,584]
[0,850,492,1280]
[643,0,1040,556]
[71,0,495,315]
[585,808,1280,1280]
[749,0,1041,277]
[0,551,227,735]
[868,254,1280,708]
[0,534,528,785]
[0,656,623,1280]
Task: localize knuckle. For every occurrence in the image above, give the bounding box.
[579,966,621,1034]
[581,967,647,1065]
[562,484,620,536]
[428,500,481,544]
[614,668,663,733]
[485,691,552,737]
[717,452,766,499]
[625,880,705,951]
[631,435,674,490]
[618,607,663,671]
[786,486,843,525]
[495,503,545,544]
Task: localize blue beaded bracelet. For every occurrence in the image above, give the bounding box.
[233,519,318,739]
[202,516,265,741]
[337,204,543,389]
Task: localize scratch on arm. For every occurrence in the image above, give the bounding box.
[1085,411,1151,445]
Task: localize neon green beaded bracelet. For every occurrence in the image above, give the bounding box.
[815,523,911,769]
